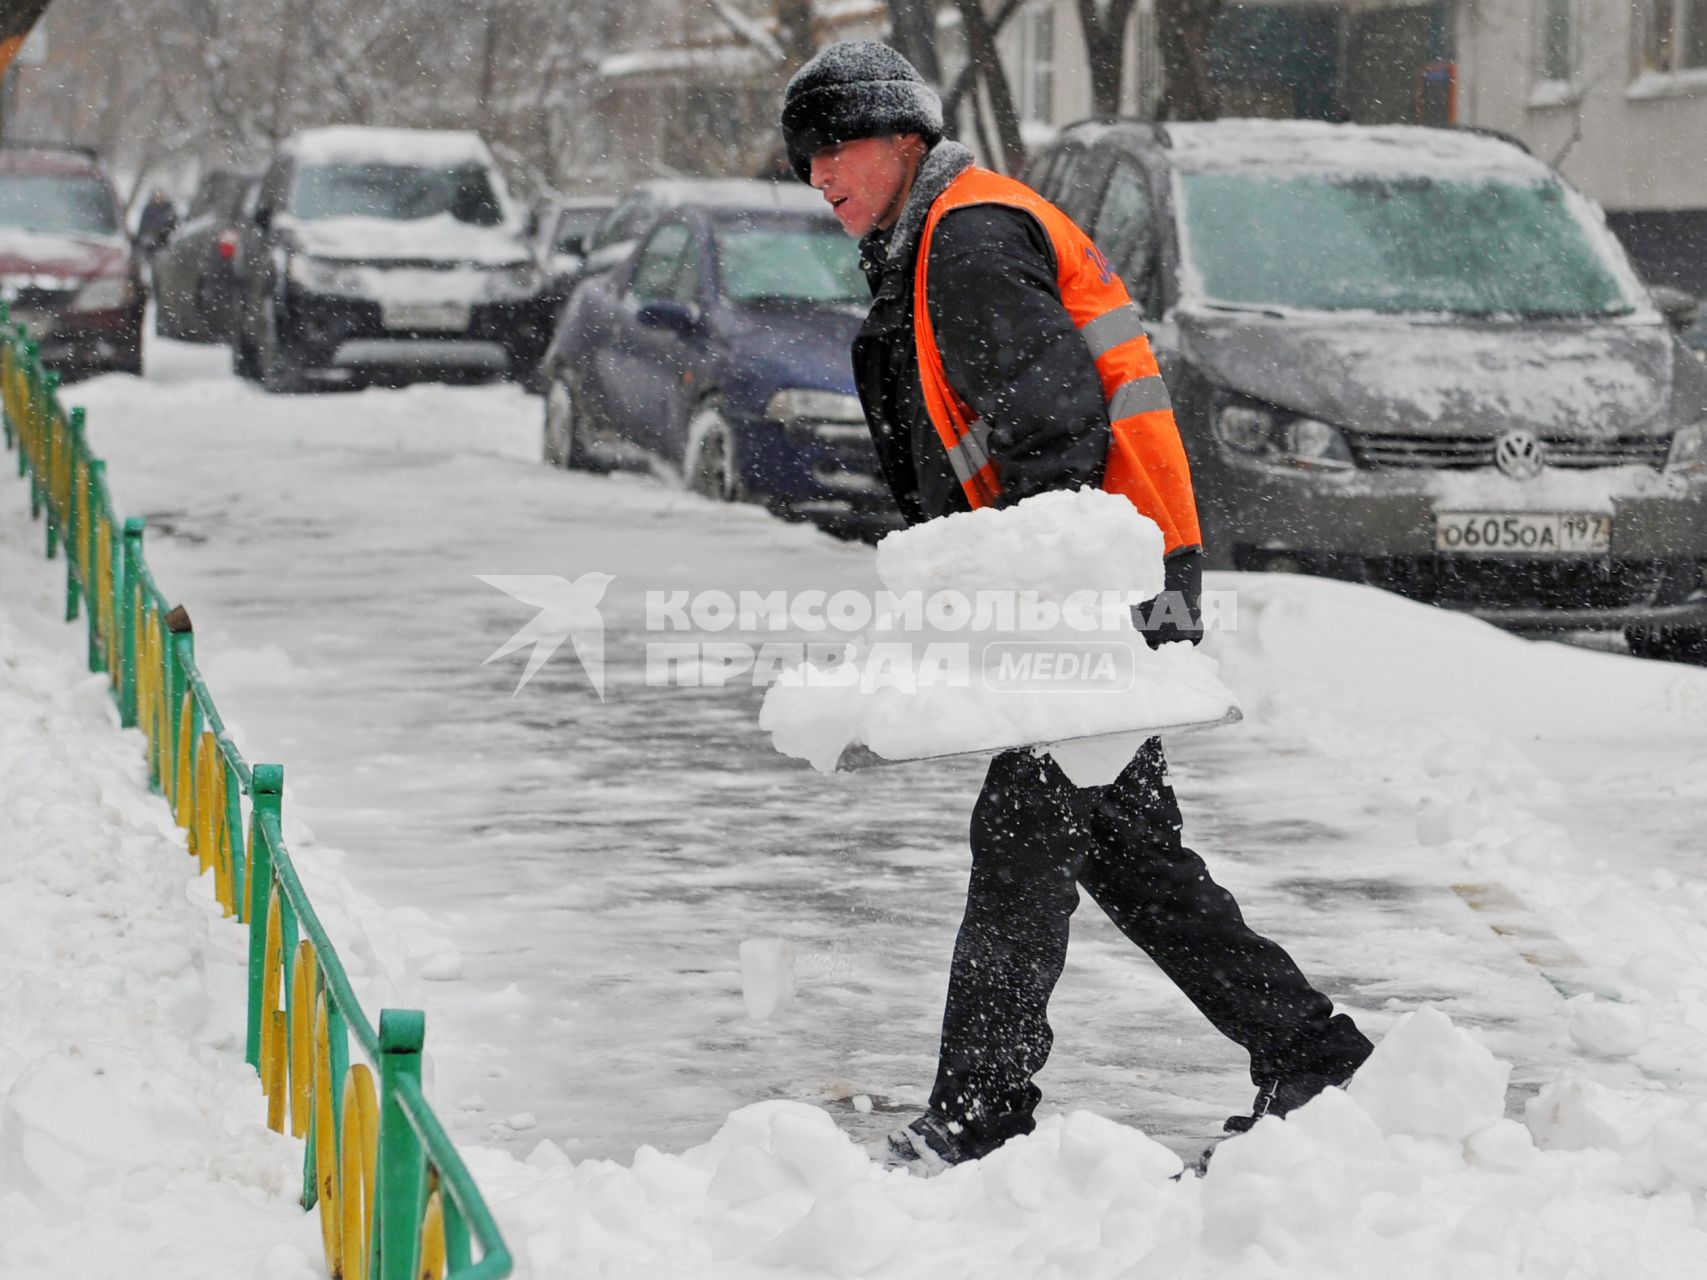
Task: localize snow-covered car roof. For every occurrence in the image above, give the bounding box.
[1073,119,1553,181]
[282,126,496,169]
[628,179,830,214]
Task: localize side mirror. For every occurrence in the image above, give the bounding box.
[1652,285,1698,331]
[523,209,540,238]
[637,299,702,334]
[559,233,587,258]
[253,206,273,232]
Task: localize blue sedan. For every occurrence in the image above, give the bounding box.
[537,181,897,534]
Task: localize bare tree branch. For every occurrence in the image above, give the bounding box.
[704,0,786,63]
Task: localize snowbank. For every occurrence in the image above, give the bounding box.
[760,490,1237,783]
[459,1007,1707,1279]
[0,548,321,1276]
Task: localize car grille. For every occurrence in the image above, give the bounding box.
[1346,431,1669,470]
[1364,556,1672,610]
[10,285,77,310]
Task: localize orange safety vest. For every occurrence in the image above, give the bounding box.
[913,167,1202,556]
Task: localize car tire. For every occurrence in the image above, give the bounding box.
[260,306,310,394]
[542,372,606,471]
[232,331,262,382]
[1624,624,1707,665]
[683,399,747,503]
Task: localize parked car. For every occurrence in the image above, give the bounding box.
[538,180,897,534]
[571,180,803,285]
[1028,118,1707,660]
[232,125,552,390]
[0,143,143,376]
[530,195,615,304]
[153,168,256,343]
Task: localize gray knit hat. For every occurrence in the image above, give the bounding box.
[780,41,944,183]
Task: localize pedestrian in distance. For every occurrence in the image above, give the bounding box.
[779,40,1375,1170]
[135,189,178,256]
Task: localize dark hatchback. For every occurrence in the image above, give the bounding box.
[1029,119,1707,658]
[0,145,143,375]
[538,181,896,534]
[153,167,255,343]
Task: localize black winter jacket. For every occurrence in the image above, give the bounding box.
[848,142,1202,645]
[850,143,1110,526]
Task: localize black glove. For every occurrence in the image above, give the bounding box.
[1134,549,1203,649]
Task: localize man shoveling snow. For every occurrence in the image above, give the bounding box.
[776,40,1374,1169]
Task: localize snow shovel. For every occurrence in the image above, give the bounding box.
[832,704,1243,772]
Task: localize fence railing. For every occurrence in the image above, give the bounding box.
[1,314,512,1280]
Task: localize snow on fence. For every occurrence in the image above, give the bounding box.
[0,314,513,1280]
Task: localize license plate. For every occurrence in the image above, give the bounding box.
[1434,511,1611,554]
[382,302,470,332]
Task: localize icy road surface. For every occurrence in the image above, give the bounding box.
[58,340,1707,1176]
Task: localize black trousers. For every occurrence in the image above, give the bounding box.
[928,739,1372,1141]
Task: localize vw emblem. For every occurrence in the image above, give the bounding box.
[1494,430,1545,480]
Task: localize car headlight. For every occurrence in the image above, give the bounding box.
[71,277,133,311]
[1214,400,1354,471]
[481,262,540,302]
[286,254,366,297]
[1668,422,1707,476]
[765,388,866,425]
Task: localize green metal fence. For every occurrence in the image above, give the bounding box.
[1,314,513,1280]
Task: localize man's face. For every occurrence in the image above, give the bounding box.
[809,135,920,238]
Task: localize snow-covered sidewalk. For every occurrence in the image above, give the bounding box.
[11,343,1707,1277]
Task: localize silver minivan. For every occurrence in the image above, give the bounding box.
[1029,119,1707,660]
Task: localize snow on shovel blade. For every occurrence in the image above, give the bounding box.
[833,705,1243,772]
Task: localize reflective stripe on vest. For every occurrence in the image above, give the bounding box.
[911,167,1202,556]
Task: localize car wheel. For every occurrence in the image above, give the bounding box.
[232,331,261,381]
[542,372,601,470]
[260,305,309,394]
[1624,624,1707,665]
[683,400,747,503]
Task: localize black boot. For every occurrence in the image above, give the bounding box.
[1223,1069,1357,1135]
[886,1111,1013,1171]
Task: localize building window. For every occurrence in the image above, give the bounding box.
[1538,0,1575,81]
[1640,0,1707,73]
[1021,4,1055,122]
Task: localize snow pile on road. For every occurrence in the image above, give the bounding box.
[0,573,321,1275]
[461,1005,1707,1279]
[760,490,1235,783]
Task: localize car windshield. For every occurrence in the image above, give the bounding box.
[189,173,251,220]
[290,162,504,225]
[553,208,606,253]
[0,174,119,237]
[715,221,864,304]
[1176,169,1639,317]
